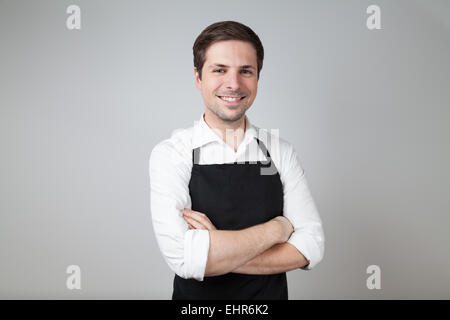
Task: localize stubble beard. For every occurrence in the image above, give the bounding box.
[208,100,250,123]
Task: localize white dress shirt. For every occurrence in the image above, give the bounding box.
[149,113,325,281]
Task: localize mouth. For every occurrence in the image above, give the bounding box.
[216,95,246,105]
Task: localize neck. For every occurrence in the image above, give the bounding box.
[203,110,247,152]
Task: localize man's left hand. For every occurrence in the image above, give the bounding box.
[182,208,217,231]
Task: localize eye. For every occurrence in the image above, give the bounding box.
[213,69,225,73]
[241,70,252,74]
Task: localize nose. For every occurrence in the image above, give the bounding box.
[224,69,241,90]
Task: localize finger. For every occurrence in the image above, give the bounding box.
[183,209,215,230]
[185,219,196,230]
[187,217,207,230]
[183,216,207,230]
[181,210,197,229]
[183,209,216,230]
[182,209,205,224]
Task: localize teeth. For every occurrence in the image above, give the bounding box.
[220,96,241,101]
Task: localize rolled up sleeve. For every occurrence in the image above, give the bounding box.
[149,140,210,281]
[281,142,325,270]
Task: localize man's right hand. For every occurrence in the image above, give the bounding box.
[271,216,294,243]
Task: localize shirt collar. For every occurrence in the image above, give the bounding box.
[192,112,258,149]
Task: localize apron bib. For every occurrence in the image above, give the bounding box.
[172,137,287,300]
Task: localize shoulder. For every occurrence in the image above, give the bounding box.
[254,126,304,180]
[254,126,297,160]
[149,126,194,170]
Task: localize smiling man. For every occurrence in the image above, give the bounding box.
[149,21,325,300]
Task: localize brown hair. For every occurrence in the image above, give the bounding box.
[193,21,264,81]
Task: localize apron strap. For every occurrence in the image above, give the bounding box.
[255,137,272,166]
[192,147,200,165]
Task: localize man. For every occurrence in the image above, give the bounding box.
[149,21,324,300]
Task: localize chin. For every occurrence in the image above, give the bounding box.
[219,109,246,122]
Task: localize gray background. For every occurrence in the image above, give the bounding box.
[1,0,449,299]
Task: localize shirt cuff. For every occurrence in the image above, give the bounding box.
[287,231,324,270]
[184,229,210,281]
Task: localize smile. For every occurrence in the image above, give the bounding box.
[217,95,245,104]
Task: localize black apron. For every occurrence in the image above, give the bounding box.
[172,137,287,300]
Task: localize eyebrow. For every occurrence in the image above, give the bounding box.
[207,63,256,70]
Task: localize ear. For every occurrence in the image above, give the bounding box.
[194,67,202,91]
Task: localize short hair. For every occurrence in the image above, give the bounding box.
[193,21,264,80]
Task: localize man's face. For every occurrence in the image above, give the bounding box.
[195,40,258,123]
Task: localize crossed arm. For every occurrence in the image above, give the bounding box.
[182,208,309,277]
[150,141,322,280]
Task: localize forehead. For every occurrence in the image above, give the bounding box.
[204,40,257,66]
